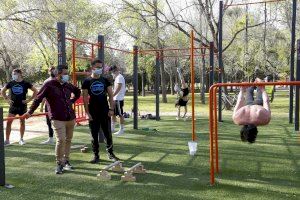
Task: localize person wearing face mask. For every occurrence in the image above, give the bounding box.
[109,65,126,135]
[40,66,56,144]
[23,65,81,175]
[1,69,38,146]
[82,59,119,164]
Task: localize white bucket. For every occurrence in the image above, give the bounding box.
[188,141,198,156]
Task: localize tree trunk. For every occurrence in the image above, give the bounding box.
[170,71,174,95]
[201,52,206,104]
[142,71,145,96]
[159,51,167,103]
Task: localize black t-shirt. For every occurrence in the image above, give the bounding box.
[82,76,111,113]
[6,80,33,107]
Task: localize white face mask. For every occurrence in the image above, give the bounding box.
[12,74,18,81]
[61,75,69,83]
[93,68,102,75]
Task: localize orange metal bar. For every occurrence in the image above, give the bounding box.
[72,40,77,86]
[209,80,300,185]
[66,37,100,46]
[213,87,219,174]
[75,56,92,60]
[190,30,196,141]
[209,83,215,185]
[225,0,285,7]
[4,113,48,121]
[75,71,91,76]
[139,46,208,53]
[104,46,134,54]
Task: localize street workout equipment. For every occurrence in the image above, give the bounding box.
[209,80,300,185]
[97,161,125,180]
[219,0,298,129]
[121,162,147,182]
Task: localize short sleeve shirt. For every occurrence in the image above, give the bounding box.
[82,76,111,112]
[5,80,33,107]
[113,74,126,101]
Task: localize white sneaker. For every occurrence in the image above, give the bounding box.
[19,139,26,145]
[114,129,124,136]
[4,140,10,146]
[41,138,54,145]
[176,117,179,120]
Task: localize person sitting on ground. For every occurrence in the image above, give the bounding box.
[175,67,189,120]
[232,78,271,143]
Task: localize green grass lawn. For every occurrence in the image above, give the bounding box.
[1,90,299,200]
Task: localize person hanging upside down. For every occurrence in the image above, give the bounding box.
[175,68,189,120]
[232,78,271,143]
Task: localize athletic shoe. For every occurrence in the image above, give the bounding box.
[89,156,100,164]
[176,117,179,120]
[41,137,54,145]
[107,153,120,161]
[114,129,124,136]
[63,161,74,170]
[4,140,10,146]
[55,164,64,174]
[19,139,26,145]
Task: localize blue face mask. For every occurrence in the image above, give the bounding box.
[94,68,103,75]
[12,74,18,81]
[61,75,69,83]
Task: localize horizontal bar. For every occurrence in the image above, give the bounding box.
[225,0,286,7]
[139,47,208,53]
[66,37,100,46]
[75,56,92,60]
[103,161,121,170]
[4,113,47,121]
[75,71,91,76]
[209,81,300,89]
[104,46,134,54]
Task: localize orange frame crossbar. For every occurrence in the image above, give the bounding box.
[209,81,300,185]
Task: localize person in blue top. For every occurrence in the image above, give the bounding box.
[82,59,119,164]
[1,69,37,145]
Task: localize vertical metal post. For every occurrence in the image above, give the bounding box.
[209,42,214,88]
[295,40,300,131]
[218,0,223,122]
[155,52,160,121]
[98,35,105,63]
[0,108,5,186]
[57,22,66,66]
[290,0,297,124]
[72,40,77,86]
[133,46,139,129]
[97,35,105,142]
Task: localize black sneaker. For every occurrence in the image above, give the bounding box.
[55,164,64,174]
[89,156,100,164]
[64,160,74,170]
[107,153,120,161]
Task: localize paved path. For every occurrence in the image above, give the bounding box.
[4,116,49,144]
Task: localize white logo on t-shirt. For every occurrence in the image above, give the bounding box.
[90,81,105,95]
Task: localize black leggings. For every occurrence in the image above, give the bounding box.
[89,115,113,156]
[45,106,53,138]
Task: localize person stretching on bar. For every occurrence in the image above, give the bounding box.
[232,78,271,143]
[175,67,189,120]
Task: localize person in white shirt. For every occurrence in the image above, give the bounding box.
[110,65,126,135]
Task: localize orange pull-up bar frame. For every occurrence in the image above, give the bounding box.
[209,81,300,185]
